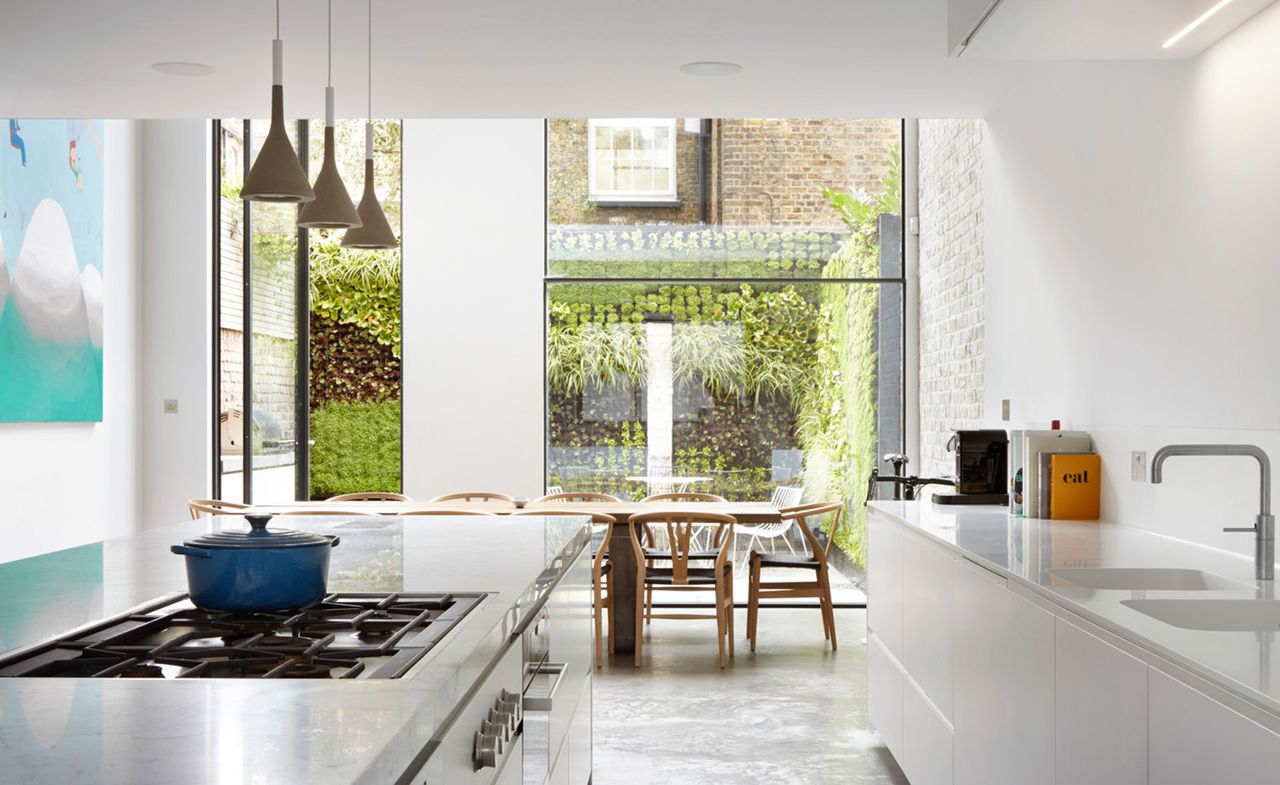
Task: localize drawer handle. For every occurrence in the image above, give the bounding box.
[523,662,568,713]
[473,725,502,770]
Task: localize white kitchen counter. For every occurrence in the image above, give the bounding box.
[0,514,591,785]
[868,501,1280,718]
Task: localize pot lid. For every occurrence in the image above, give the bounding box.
[182,514,333,550]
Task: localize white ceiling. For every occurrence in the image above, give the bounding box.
[0,0,1270,119]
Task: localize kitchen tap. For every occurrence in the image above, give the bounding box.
[1150,444,1274,581]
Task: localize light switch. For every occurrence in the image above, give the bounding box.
[1131,451,1147,482]
[163,399,179,414]
[1001,399,1010,421]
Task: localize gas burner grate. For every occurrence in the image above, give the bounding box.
[0,591,485,680]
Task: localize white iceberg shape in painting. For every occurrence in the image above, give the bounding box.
[0,234,8,322]
[80,265,103,349]
[12,198,88,345]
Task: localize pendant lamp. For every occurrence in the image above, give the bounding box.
[242,0,314,203]
[342,0,398,249]
[298,0,361,228]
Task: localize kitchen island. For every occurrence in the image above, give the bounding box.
[0,514,592,785]
[867,500,1280,785]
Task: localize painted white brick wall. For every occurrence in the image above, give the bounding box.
[918,119,985,480]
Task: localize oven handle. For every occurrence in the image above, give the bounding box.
[523,662,567,713]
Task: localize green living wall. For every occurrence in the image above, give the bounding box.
[307,238,402,499]
[547,152,900,565]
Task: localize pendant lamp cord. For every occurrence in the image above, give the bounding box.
[367,0,373,122]
[276,0,280,38]
[327,0,332,86]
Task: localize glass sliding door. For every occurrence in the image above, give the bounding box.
[214,118,403,504]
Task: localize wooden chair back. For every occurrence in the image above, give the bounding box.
[429,491,516,505]
[188,499,249,519]
[327,491,410,502]
[535,491,621,503]
[277,509,369,516]
[641,491,727,503]
[780,502,845,563]
[399,508,497,516]
[629,510,736,585]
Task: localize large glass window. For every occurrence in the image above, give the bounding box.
[547,118,904,566]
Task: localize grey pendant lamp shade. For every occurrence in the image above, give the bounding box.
[298,2,360,229]
[342,0,398,249]
[242,1,314,203]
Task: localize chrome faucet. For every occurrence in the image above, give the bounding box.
[1151,444,1274,581]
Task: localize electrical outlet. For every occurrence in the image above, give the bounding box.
[1001,399,1011,421]
[163,399,179,415]
[1131,451,1147,482]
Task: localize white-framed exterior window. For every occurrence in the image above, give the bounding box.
[588,118,677,202]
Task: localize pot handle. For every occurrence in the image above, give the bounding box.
[171,545,213,559]
[327,535,341,549]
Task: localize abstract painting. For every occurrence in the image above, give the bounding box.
[0,119,104,422]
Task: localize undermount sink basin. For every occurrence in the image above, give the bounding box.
[1122,599,1280,631]
[1049,567,1252,591]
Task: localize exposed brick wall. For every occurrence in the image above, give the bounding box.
[716,119,899,228]
[547,119,702,225]
[546,119,900,228]
[918,119,985,479]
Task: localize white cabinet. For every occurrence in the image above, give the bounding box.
[903,679,953,785]
[868,512,904,660]
[903,532,955,721]
[1054,618,1146,785]
[1149,669,1280,785]
[953,559,1054,785]
[869,632,905,760]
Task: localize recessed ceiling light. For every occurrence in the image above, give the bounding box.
[1162,0,1234,49]
[151,62,215,77]
[679,61,743,77]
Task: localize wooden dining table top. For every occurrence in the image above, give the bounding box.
[246,499,783,523]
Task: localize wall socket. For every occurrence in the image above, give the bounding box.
[163,399,179,415]
[1001,399,1010,421]
[1131,450,1147,482]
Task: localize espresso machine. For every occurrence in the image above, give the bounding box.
[932,429,1009,505]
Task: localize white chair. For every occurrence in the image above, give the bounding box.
[544,485,564,497]
[735,485,804,565]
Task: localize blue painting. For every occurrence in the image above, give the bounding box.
[0,119,105,422]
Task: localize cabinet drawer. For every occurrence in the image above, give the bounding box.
[1149,669,1280,784]
[903,678,953,785]
[868,632,905,761]
[868,512,904,659]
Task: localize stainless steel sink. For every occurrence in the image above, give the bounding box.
[1122,599,1280,631]
[1049,567,1252,591]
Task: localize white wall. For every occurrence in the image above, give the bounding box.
[0,121,142,563]
[401,120,546,500]
[981,5,1280,555]
[139,120,212,529]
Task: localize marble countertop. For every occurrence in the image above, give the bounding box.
[0,514,591,785]
[868,501,1280,717]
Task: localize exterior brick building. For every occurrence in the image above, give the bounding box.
[547,118,900,228]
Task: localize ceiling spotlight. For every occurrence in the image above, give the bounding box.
[151,62,215,77]
[679,61,743,77]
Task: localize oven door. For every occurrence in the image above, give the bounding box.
[521,660,569,785]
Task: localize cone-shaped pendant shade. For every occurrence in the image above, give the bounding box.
[298,126,361,228]
[342,158,398,248]
[242,82,314,203]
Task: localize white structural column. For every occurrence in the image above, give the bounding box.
[644,318,674,477]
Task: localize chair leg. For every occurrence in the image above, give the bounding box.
[644,559,654,625]
[634,575,646,668]
[594,580,604,668]
[715,583,727,669]
[823,572,838,651]
[726,576,735,658]
[747,556,761,652]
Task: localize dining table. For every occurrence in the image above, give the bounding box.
[245,499,782,652]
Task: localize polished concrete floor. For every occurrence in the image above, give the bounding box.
[592,606,909,785]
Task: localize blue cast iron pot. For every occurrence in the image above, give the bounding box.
[171,514,341,612]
